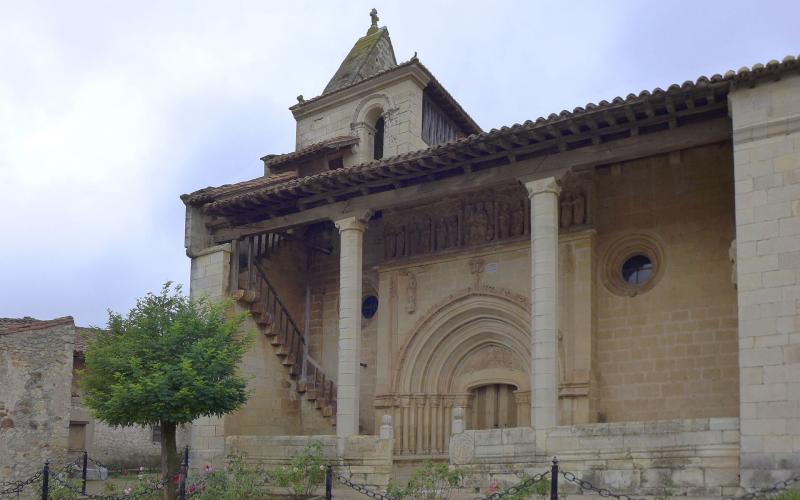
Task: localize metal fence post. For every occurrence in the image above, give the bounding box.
[41,461,49,500]
[325,464,333,500]
[81,451,88,495]
[550,457,559,500]
[178,446,189,500]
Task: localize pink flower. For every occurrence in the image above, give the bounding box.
[488,479,497,493]
[204,464,213,474]
[123,487,132,496]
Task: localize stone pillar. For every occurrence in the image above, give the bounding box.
[558,229,596,424]
[188,243,232,469]
[729,73,800,487]
[524,177,562,435]
[513,390,531,427]
[430,397,440,454]
[334,216,368,452]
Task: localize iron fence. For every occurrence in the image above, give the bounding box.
[0,448,189,500]
[6,451,800,499]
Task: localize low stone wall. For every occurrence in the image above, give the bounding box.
[450,418,740,497]
[225,434,394,486]
[89,422,191,469]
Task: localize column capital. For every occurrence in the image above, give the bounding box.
[521,176,561,198]
[334,212,372,232]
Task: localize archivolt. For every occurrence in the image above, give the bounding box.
[393,289,531,395]
[350,93,395,127]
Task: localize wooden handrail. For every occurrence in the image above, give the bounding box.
[234,232,335,408]
[253,260,305,346]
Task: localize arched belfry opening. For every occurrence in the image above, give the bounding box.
[373,115,385,160]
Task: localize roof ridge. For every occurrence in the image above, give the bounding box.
[183,52,799,209]
[0,316,74,335]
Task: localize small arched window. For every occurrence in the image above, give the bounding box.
[373,116,385,160]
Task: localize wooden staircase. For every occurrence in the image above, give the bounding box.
[230,232,337,425]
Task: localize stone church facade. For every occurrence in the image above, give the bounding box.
[181,12,800,495]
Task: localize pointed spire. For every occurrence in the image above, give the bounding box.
[322,9,397,94]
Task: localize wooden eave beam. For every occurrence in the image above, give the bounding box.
[210,116,731,242]
[203,99,729,221]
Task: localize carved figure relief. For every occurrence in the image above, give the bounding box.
[458,345,523,374]
[558,172,592,230]
[382,185,528,260]
[468,202,491,243]
[469,258,485,288]
[559,191,588,229]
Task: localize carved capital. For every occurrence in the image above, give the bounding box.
[334,213,371,233]
[522,176,561,198]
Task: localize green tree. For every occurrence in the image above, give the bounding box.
[81,283,252,499]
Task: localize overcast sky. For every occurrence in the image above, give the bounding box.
[1,1,798,326]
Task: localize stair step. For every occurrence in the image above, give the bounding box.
[233,254,334,428]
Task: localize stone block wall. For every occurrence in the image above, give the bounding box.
[730,73,800,487]
[0,318,74,481]
[226,434,393,486]
[294,77,427,163]
[89,422,191,469]
[594,143,739,422]
[453,419,740,497]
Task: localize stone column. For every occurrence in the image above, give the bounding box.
[524,177,562,435]
[334,215,368,452]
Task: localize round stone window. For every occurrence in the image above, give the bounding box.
[621,254,653,285]
[361,295,379,319]
[602,234,665,297]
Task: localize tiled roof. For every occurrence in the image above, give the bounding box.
[262,136,359,169]
[0,317,41,330]
[184,54,800,217]
[75,327,96,353]
[0,316,74,335]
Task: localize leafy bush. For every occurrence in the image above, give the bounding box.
[387,460,462,500]
[774,489,800,500]
[269,442,327,498]
[193,452,270,499]
[497,475,551,500]
[47,477,81,500]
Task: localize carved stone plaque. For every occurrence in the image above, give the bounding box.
[449,432,475,465]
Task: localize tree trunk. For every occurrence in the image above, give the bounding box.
[160,421,179,500]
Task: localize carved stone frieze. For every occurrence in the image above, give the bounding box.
[383,185,529,260]
[558,171,594,231]
[458,344,524,374]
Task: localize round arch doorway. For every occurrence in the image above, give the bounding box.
[469,383,518,430]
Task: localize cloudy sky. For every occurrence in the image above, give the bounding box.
[1,1,798,326]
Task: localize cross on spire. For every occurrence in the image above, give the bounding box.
[370,8,379,29]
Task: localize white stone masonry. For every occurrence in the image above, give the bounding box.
[334,216,369,451]
[524,177,562,436]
